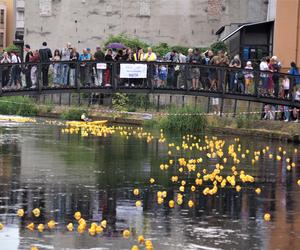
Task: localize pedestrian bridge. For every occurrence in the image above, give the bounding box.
[0,61,299,109]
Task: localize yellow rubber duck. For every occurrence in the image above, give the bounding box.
[27,223,34,231]
[264,213,271,221]
[0,223,3,230]
[17,209,25,217]
[131,245,139,250]
[32,208,41,217]
[77,224,85,234]
[96,226,103,234]
[67,223,74,232]
[133,188,140,196]
[123,229,131,238]
[31,247,39,250]
[297,180,300,186]
[47,220,56,230]
[37,224,45,232]
[135,200,142,207]
[74,211,81,221]
[188,200,194,208]
[100,220,107,229]
[138,235,145,244]
[149,178,155,184]
[168,200,175,208]
[255,188,261,194]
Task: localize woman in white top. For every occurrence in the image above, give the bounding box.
[10,52,22,89]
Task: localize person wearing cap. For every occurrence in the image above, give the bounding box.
[244,61,254,94]
[94,46,105,86]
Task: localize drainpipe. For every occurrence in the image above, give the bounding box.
[296,0,300,65]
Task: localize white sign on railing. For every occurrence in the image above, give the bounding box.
[96,63,107,70]
[120,64,147,79]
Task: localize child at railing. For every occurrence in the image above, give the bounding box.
[244,61,254,94]
[157,64,167,87]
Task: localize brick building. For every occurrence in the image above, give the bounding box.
[24,0,269,51]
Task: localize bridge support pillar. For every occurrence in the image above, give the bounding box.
[156,95,160,112]
[207,97,210,114]
[233,99,237,117]
[182,95,185,108]
[220,98,224,117]
[247,101,251,118]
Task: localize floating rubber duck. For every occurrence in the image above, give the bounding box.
[168,200,175,208]
[133,189,140,196]
[131,245,139,250]
[32,208,41,217]
[47,220,56,230]
[100,220,107,229]
[74,211,81,221]
[255,188,261,194]
[0,223,3,230]
[149,178,155,184]
[138,235,145,244]
[37,224,45,232]
[17,209,25,217]
[31,247,39,250]
[264,213,271,221]
[188,200,194,208]
[27,223,34,231]
[123,229,131,239]
[135,201,142,207]
[67,223,74,232]
[96,226,103,234]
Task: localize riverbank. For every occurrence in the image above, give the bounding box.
[37,105,300,143]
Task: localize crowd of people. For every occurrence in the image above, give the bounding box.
[0,41,299,121]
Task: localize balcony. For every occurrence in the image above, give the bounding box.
[16,0,25,10]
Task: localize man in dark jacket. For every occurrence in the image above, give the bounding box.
[39,42,52,86]
[24,44,33,88]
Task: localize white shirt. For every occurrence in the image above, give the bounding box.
[260,61,269,77]
[295,90,300,101]
[282,78,290,90]
[11,54,21,63]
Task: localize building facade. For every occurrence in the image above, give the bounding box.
[273,0,300,69]
[24,0,268,51]
[0,2,7,50]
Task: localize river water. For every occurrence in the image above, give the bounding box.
[0,119,299,250]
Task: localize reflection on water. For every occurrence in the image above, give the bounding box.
[0,122,299,250]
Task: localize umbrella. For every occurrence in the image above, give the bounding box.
[106,43,127,49]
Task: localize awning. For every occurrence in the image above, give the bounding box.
[220,20,274,42]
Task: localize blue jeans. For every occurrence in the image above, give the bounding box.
[53,64,61,84]
[61,64,69,85]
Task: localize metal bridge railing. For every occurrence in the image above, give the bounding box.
[0,60,299,104]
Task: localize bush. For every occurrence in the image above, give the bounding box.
[145,106,207,134]
[0,96,38,116]
[112,93,129,112]
[60,108,86,121]
[104,34,149,51]
[210,41,228,54]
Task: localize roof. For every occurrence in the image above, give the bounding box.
[220,20,274,42]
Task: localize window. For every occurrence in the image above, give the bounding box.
[0,32,4,48]
[0,9,4,24]
[139,0,150,17]
[39,0,52,16]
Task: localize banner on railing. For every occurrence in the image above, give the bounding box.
[120,64,147,78]
[96,63,107,70]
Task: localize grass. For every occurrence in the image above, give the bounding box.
[60,108,87,121]
[0,96,38,116]
[144,106,207,134]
